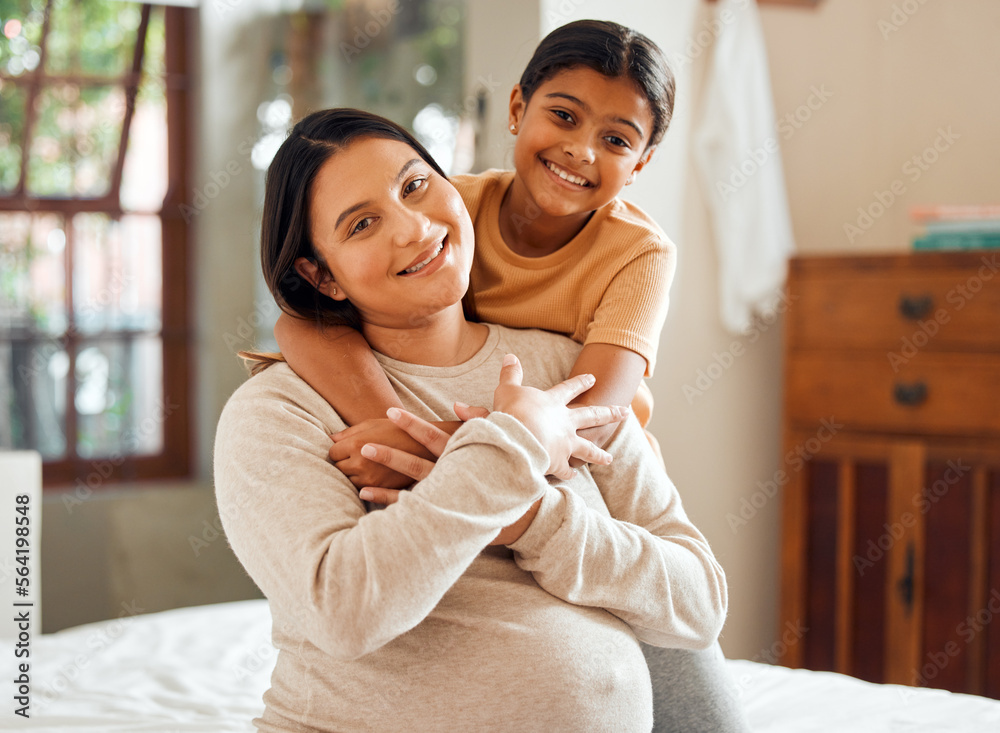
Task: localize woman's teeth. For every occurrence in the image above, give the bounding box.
[545,160,591,187]
[401,242,444,274]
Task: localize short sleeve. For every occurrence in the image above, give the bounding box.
[585,236,676,376]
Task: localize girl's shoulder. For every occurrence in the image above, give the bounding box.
[597,197,675,256]
[449,169,514,218]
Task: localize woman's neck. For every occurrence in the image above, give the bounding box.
[498,176,593,258]
[361,304,488,367]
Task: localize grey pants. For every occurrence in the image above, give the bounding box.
[642,642,752,733]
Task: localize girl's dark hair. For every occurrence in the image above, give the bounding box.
[260,108,447,330]
[518,19,675,149]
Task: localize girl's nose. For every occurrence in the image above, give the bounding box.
[562,132,594,164]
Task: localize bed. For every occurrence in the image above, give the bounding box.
[13,599,1000,732]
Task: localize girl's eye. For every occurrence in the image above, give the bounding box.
[350,217,375,236]
[403,177,427,196]
[553,109,574,123]
[605,135,629,149]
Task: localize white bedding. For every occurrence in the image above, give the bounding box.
[11,600,1000,732]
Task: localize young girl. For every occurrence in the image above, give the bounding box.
[279,19,677,489]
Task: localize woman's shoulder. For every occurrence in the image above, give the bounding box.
[217,362,345,441]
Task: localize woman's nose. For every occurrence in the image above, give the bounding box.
[392,205,433,247]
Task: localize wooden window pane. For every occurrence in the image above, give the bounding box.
[2,338,68,458]
[0,81,26,191]
[72,213,161,333]
[0,212,67,333]
[44,0,143,76]
[75,335,162,458]
[27,84,126,196]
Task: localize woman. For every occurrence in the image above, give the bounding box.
[214,109,733,732]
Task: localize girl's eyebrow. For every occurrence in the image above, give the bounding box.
[543,91,645,140]
[334,158,423,230]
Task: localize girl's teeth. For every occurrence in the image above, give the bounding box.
[546,161,589,187]
[403,242,443,274]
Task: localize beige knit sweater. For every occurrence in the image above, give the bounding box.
[214,324,727,733]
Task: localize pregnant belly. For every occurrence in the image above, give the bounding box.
[263,559,654,733]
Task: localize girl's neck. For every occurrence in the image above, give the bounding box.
[361,304,488,367]
[498,175,593,257]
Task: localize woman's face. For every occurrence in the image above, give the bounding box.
[301,137,474,330]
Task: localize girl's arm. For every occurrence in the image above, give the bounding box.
[275,312,434,489]
[567,342,648,449]
[275,312,402,424]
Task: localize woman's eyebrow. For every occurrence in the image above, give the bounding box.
[544,91,645,140]
[334,158,423,230]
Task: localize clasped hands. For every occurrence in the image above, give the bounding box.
[329,354,629,544]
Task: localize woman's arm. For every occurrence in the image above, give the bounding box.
[215,376,550,662]
[507,414,728,650]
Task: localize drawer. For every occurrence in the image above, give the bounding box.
[785,353,1000,437]
[787,259,1000,352]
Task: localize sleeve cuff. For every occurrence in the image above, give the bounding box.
[506,484,568,557]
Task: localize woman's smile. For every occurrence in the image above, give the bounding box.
[399,237,447,276]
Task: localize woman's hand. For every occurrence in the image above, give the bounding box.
[358,408,540,546]
[493,354,629,480]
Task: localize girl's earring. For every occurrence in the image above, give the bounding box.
[625,174,635,186]
[332,287,337,296]
[509,124,516,134]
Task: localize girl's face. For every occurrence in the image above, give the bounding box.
[297,137,475,330]
[509,66,656,219]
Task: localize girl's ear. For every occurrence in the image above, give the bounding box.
[627,145,657,184]
[294,257,345,300]
[508,85,525,134]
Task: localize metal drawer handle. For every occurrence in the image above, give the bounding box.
[898,294,933,320]
[893,381,928,406]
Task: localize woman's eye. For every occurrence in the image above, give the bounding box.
[403,177,427,196]
[350,217,374,236]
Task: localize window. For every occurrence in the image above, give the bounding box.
[0,0,192,487]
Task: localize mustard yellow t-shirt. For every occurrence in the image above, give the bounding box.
[452,170,676,377]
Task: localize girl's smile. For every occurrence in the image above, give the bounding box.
[503,66,656,253]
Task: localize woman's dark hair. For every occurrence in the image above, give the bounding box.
[518,19,675,149]
[260,108,447,330]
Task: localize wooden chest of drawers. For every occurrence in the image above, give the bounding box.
[779,251,1000,698]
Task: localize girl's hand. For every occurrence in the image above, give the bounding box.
[493,354,629,480]
[358,408,540,546]
[331,404,489,489]
[330,418,435,490]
